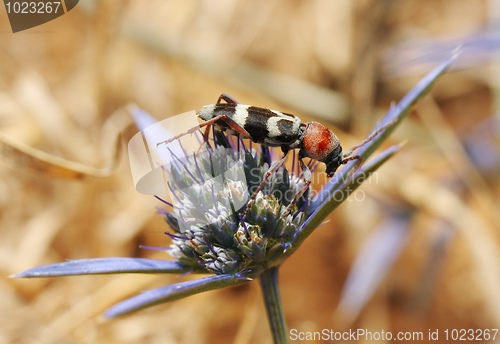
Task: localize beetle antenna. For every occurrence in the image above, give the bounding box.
[343,118,398,158]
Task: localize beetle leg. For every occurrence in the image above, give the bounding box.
[221,115,252,138]
[341,155,363,175]
[241,152,289,218]
[282,158,311,217]
[197,114,252,154]
[217,93,240,104]
[156,115,228,147]
[158,94,243,148]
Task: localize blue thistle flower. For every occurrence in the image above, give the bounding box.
[163,130,309,276]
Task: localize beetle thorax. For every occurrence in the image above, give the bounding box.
[301,122,340,161]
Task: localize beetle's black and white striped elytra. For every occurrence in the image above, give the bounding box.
[157,94,390,217]
[197,103,302,149]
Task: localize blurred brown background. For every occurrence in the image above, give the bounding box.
[1,1,499,343]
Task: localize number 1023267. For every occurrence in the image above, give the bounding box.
[443,329,498,341]
[5,1,62,14]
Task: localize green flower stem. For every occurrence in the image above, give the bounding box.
[259,266,288,344]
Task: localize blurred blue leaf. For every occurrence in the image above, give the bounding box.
[11,258,200,278]
[384,26,500,76]
[105,273,251,318]
[335,214,410,322]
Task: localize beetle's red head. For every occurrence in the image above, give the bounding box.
[301,122,343,178]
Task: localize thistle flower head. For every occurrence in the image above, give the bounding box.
[164,131,310,276]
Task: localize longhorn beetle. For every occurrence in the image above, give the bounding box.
[157,94,393,217]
